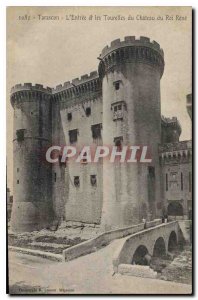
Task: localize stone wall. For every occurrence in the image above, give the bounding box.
[52,84,103,224]
[178,220,192,243]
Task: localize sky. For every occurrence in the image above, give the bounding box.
[7,6,192,193]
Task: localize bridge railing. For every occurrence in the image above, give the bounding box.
[62,219,162,262]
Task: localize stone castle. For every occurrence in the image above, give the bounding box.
[10,36,192,233]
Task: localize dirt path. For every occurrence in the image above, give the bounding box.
[9,239,192,294]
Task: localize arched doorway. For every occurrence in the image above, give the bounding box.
[167,202,183,216]
[153,237,166,257]
[168,231,177,252]
[132,245,149,265]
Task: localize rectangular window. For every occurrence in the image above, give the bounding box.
[17,180,19,184]
[114,136,123,151]
[111,101,126,121]
[85,107,91,117]
[74,176,80,187]
[16,129,25,142]
[166,173,168,191]
[69,129,78,144]
[54,173,56,182]
[189,172,191,192]
[113,104,122,112]
[181,172,183,191]
[148,166,155,178]
[90,175,97,186]
[91,124,102,139]
[67,112,72,121]
[114,81,121,91]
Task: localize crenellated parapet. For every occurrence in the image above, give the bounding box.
[10,72,102,107]
[10,83,52,107]
[52,71,102,104]
[98,36,164,78]
[11,83,52,94]
[159,140,192,163]
[100,36,164,57]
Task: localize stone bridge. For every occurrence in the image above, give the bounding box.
[113,221,180,272]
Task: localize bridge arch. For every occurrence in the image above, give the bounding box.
[132,245,149,265]
[168,230,177,252]
[112,221,180,272]
[153,237,166,257]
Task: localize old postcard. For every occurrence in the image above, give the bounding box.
[7,6,192,295]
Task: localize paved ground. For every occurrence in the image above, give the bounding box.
[8,239,192,295]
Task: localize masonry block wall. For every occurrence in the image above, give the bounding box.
[52,73,103,224]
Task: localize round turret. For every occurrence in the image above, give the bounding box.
[10,83,54,232]
[98,36,164,79]
[161,116,182,143]
[99,36,164,230]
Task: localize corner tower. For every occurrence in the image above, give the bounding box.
[10,83,54,232]
[161,116,182,144]
[98,36,165,230]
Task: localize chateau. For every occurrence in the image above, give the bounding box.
[10,36,192,233]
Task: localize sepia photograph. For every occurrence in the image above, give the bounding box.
[6,6,192,295]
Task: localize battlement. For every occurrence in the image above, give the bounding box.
[100,36,164,58]
[159,140,192,160]
[10,83,52,95]
[159,140,192,152]
[161,116,181,133]
[10,71,101,108]
[98,36,164,79]
[53,71,99,93]
[10,83,52,107]
[161,116,179,124]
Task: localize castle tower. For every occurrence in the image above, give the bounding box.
[98,36,165,230]
[10,83,54,232]
[161,116,182,143]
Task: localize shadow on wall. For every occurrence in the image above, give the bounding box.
[132,245,149,265]
[168,231,177,252]
[153,237,166,257]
